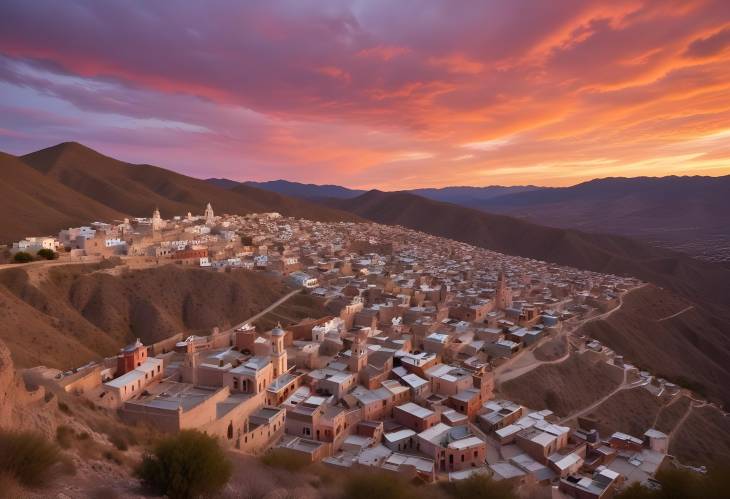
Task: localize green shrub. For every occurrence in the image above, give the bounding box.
[13,252,33,263]
[137,430,232,499]
[0,430,60,487]
[37,248,58,260]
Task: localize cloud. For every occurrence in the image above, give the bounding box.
[0,0,728,188]
[685,26,730,58]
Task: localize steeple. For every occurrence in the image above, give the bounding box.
[204,202,215,226]
[151,207,164,231]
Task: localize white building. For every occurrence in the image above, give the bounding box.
[12,236,60,254]
[103,357,164,403]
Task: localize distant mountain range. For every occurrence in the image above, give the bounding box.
[220,178,539,204]
[215,176,730,262]
[0,142,359,242]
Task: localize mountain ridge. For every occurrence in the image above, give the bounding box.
[0,142,360,243]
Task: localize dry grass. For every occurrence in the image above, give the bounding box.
[586,387,663,437]
[670,405,730,466]
[500,353,621,417]
[655,396,691,434]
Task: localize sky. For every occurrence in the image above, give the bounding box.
[1,1,730,190]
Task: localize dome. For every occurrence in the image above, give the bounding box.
[271,323,285,336]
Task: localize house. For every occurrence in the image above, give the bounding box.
[103,357,164,404]
[394,402,440,432]
[559,467,621,499]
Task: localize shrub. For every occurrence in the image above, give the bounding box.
[56,425,75,449]
[13,252,33,263]
[440,473,517,499]
[137,430,232,499]
[0,430,60,487]
[58,401,72,414]
[340,471,419,499]
[260,449,309,472]
[37,248,57,260]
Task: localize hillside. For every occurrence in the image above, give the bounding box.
[582,284,730,406]
[0,142,357,243]
[242,179,365,200]
[469,176,730,261]
[0,152,125,242]
[324,190,730,313]
[409,185,539,204]
[232,179,536,204]
[0,263,294,369]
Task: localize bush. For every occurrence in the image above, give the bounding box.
[56,425,75,449]
[58,401,72,414]
[440,473,517,499]
[0,430,60,487]
[616,465,730,498]
[13,251,33,263]
[137,430,232,499]
[260,449,310,472]
[37,248,58,260]
[341,471,419,499]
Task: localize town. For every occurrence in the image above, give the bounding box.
[11,204,696,498]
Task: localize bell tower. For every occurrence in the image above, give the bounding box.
[270,323,287,377]
[349,329,369,373]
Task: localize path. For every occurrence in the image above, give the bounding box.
[496,284,647,385]
[557,368,646,424]
[657,306,694,322]
[225,288,301,332]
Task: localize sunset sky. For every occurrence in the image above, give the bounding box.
[1,1,730,189]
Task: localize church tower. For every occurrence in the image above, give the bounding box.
[495,270,513,310]
[349,329,369,374]
[204,202,215,226]
[151,207,164,231]
[270,323,287,377]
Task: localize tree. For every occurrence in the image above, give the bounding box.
[137,430,232,499]
[37,248,57,260]
[12,252,33,263]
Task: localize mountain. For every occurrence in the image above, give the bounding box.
[0,142,358,242]
[409,185,540,204]
[0,151,126,242]
[242,179,366,200]
[324,190,730,311]
[467,176,730,261]
[205,177,242,190]
[226,179,538,204]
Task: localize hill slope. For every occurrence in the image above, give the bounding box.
[17,142,358,227]
[325,190,730,312]
[0,262,291,369]
[0,152,125,242]
[469,176,730,261]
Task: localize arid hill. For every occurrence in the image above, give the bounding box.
[0,152,125,242]
[582,284,730,407]
[468,175,730,261]
[0,142,358,243]
[0,262,295,369]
